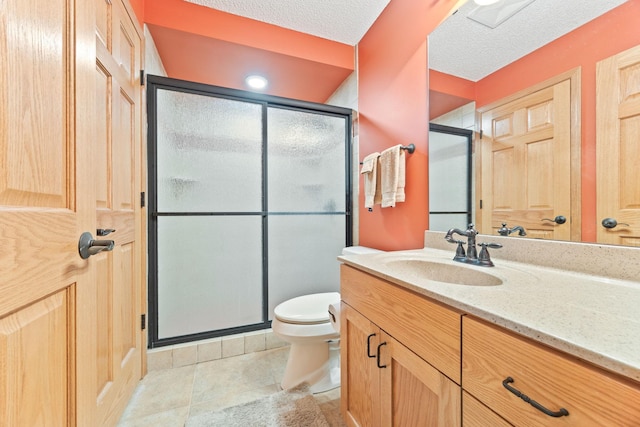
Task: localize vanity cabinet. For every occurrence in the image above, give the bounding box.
[462,316,640,426]
[340,265,462,427]
[463,391,512,427]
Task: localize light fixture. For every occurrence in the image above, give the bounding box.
[473,0,500,5]
[245,75,268,90]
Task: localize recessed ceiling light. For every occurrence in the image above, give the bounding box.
[245,75,268,90]
[474,0,500,5]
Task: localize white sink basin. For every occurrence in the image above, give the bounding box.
[382,258,503,286]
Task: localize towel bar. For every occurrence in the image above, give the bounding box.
[359,144,415,164]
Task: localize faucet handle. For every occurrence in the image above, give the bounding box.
[478,242,502,267]
[445,235,465,245]
[453,241,466,261]
[498,223,510,236]
[481,243,502,249]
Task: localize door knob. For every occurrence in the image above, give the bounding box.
[541,215,567,224]
[601,218,630,229]
[78,232,115,259]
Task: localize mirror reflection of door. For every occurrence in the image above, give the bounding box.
[428,124,472,232]
[477,76,576,240]
[596,44,640,246]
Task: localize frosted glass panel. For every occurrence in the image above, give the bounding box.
[268,108,346,212]
[430,214,469,232]
[268,215,345,318]
[429,131,469,211]
[157,216,263,338]
[156,89,263,212]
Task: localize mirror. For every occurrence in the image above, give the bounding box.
[427,0,636,244]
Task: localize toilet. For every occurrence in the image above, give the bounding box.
[272,246,382,393]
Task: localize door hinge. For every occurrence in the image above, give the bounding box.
[140,69,145,86]
[140,191,145,208]
[479,129,483,139]
[141,314,146,330]
[479,199,483,209]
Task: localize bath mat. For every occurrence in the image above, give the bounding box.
[185,384,330,427]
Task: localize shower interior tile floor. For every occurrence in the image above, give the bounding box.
[117,346,345,426]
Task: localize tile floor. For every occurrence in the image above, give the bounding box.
[118,346,345,426]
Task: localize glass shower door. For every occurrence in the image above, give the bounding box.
[148,76,353,347]
[428,124,472,231]
[154,89,264,339]
[267,107,349,316]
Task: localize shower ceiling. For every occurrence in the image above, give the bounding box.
[185,0,391,45]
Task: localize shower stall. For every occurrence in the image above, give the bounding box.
[428,123,473,231]
[147,76,352,347]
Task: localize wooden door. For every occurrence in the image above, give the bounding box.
[95,0,144,424]
[478,79,573,240]
[596,44,640,246]
[0,0,96,425]
[379,332,461,427]
[341,304,381,427]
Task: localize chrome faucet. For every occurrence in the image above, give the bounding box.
[445,223,479,260]
[445,223,502,267]
[498,222,527,236]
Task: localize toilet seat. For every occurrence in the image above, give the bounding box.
[271,317,339,341]
[274,292,340,324]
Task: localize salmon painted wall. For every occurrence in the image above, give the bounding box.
[429,70,474,119]
[475,0,640,242]
[142,0,354,103]
[130,0,144,26]
[358,0,464,251]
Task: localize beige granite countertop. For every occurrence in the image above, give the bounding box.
[338,232,640,383]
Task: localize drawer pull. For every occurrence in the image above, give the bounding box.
[376,342,387,368]
[503,377,569,418]
[366,333,377,358]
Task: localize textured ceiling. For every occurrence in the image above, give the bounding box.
[186,0,391,45]
[429,0,628,81]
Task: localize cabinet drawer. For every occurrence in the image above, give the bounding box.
[462,316,640,427]
[463,391,512,427]
[341,264,462,383]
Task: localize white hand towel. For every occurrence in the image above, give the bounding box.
[396,148,406,202]
[380,145,405,207]
[361,152,380,209]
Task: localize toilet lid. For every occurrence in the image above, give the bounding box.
[274,292,340,324]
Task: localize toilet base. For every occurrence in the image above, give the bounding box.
[280,339,340,394]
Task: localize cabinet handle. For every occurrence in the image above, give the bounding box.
[502,377,569,418]
[366,333,377,358]
[376,342,387,368]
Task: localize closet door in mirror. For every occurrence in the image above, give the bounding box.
[478,79,572,240]
[596,44,640,246]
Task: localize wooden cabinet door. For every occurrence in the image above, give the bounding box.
[379,332,461,427]
[0,0,96,425]
[596,44,640,246]
[341,304,381,427]
[478,78,573,240]
[95,0,144,424]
